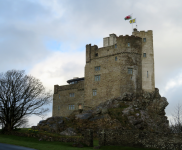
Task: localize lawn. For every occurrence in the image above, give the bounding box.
[0,128,160,150]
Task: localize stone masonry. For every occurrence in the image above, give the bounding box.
[53,28,155,117]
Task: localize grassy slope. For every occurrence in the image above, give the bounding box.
[0,128,159,150]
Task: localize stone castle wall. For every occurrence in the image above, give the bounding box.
[53,81,84,117]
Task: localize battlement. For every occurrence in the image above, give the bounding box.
[132,28,153,36]
[118,35,141,38]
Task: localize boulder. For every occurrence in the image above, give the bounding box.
[60,127,77,136]
[101,108,108,115]
[122,106,134,116]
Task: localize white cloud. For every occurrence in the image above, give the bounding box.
[29,51,85,91]
[161,73,182,96]
[28,112,52,127]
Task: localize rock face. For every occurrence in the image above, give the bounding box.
[34,88,171,137]
[60,127,77,136]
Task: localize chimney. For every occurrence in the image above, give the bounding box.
[133,28,137,32]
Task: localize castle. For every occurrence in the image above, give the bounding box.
[53,28,155,117]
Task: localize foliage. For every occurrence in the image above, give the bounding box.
[28,129,39,134]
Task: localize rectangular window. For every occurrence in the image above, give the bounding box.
[95,75,100,81]
[58,106,60,110]
[128,68,133,74]
[115,44,117,48]
[68,105,75,110]
[59,95,60,99]
[127,43,130,47]
[115,56,117,61]
[69,93,75,97]
[95,66,100,71]
[95,53,98,57]
[143,53,146,57]
[143,38,146,42]
[93,89,97,96]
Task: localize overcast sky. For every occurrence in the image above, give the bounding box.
[1,0,182,127]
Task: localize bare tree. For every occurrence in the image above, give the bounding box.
[0,70,52,132]
[169,102,182,134]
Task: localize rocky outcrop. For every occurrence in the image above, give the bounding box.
[34,88,171,137]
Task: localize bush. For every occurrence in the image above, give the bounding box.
[28,129,39,134]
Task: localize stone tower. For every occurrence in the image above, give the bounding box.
[84,32,143,108]
[132,28,155,92]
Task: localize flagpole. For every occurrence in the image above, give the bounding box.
[131,13,133,32]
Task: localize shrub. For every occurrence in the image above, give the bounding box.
[28,129,39,134]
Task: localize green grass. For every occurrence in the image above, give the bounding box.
[0,128,160,150]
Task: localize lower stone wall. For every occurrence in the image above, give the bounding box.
[0,129,93,147]
[98,129,182,150]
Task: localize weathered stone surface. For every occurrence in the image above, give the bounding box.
[89,116,105,121]
[75,113,92,120]
[60,127,77,136]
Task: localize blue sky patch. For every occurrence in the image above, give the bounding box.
[45,39,61,51]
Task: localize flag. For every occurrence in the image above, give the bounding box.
[124,15,132,20]
[129,18,136,24]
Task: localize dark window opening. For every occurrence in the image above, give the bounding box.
[93,89,97,96]
[70,81,78,84]
[115,57,117,61]
[143,38,146,42]
[95,53,98,57]
[95,66,100,71]
[95,75,100,81]
[69,105,75,110]
[69,93,75,97]
[143,53,146,57]
[128,68,133,74]
[147,71,148,78]
[115,44,117,48]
